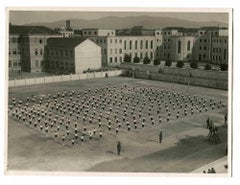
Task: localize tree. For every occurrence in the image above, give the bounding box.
[190,61,198,69]
[143,56,151,64]
[123,54,131,63]
[176,61,184,68]
[133,56,140,63]
[220,63,228,71]
[153,58,161,65]
[205,63,212,70]
[165,60,172,67]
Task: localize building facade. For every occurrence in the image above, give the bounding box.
[45,38,102,74]
[9,25,62,72]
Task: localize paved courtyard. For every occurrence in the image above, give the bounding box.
[7,77,228,173]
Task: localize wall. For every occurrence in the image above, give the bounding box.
[75,40,102,73]
[9,70,122,88]
[121,63,228,90]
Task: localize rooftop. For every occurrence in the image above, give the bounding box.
[9,25,60,35]
[47,37,88,48]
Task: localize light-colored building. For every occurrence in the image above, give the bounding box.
[9,25,62,72]
[82,28,115,37]
[45,38,102,74]
[162,27,198,61]
[9,32,21,71]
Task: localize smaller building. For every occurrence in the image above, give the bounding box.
[55,20,74,38]
[82,28,115,37]
[45,38,102,74]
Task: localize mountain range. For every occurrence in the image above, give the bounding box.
[23,15,228,30]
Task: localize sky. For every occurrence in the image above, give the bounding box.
[9,11,229,25]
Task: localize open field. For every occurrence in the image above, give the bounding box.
[7,76,228,173]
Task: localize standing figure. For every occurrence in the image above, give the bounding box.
[117,141,121,155]
[159,131,163,143]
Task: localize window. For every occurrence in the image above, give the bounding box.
[55,50,58,56]
[12,50,17,55]
[213,48,215,53]
[115,39,117,44]
[146,40,148,49]
[203,46,207,50]
[104,49,107,55]
[119,39,122,43]
[203,54,206,59]
[135,40,138,49]
[65,50,68,56]
[115,57,118,63]
[39,39,43,43]
[35,49,38,56]
[115,49,117,54]
[199,46,202,50]
[14,61,18,67]
[70,50,73,57]
[140,52,143,58]
[135,52,138,57]
[124,40,127,50]
[178,40,181,54]
[35,60,39,67]
[150,52,153,59]
[150,40,153,49]
[109,57,113,63]
[119,49,122,54]
[110,39,112,44]
[224,49,227,60]
[110,49,112,54]
[140,40,143,49]
[120,57,122,63]
[200,39,202,43]
[129,40,132,50]
[60,50,63,56]
[47,49,50,55]
[9,61,12,67]
[204,39,207,43]
[219,48,222,53]
[187,41,191,51]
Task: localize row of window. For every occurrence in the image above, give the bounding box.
[212,55,224,61]
[9,60,21,67]
[9,49,21,55]
[213,38,227,44]
[34,49,43,56]
[109,48,122,55]
[124,40,154,50]
[46,48,74,58]
[199,46,208,50]
[212,47,227,53]
[46,60,75,71]
[199,38,208,43]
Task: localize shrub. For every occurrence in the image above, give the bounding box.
[190,61,198,69]
[176,61,184,68]
[123,54,131,63]
[143,56,151,64]
[205,64,212,70]
[165,60,172,67]
[133,56,140,63]
[220,63,228,71]
[153,58,161,65]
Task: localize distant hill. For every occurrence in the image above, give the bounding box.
[23,15,228,30]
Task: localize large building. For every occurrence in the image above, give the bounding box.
[44,38,102,74]
[9,24,62,72]
[160,27,229,64]
[89,35,157,67]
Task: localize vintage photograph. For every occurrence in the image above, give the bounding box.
[6,8,231,174]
